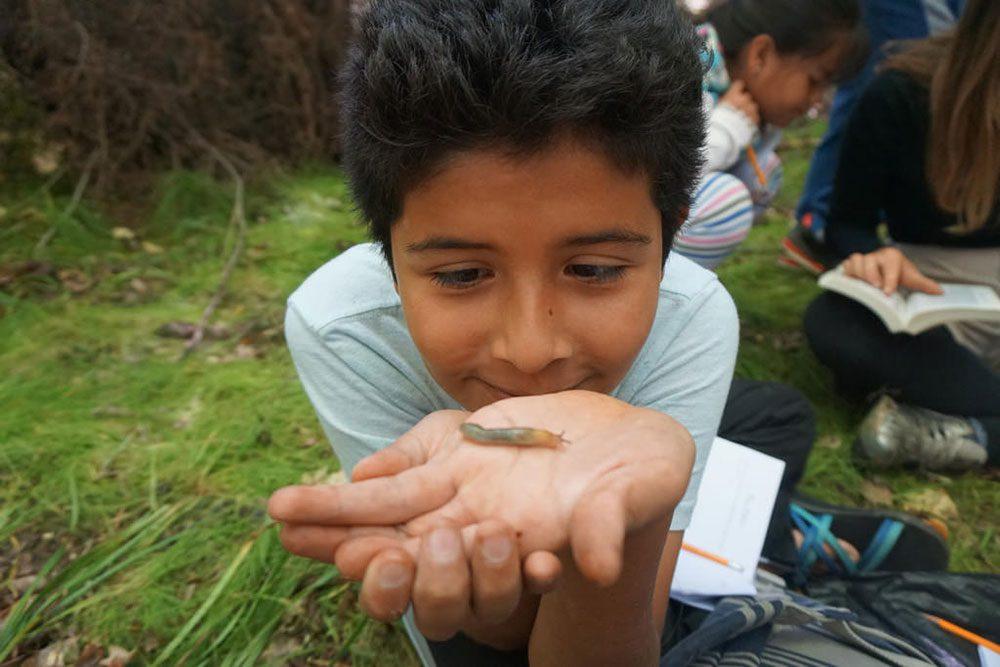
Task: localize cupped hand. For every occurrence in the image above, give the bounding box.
[842,247,942,295]
[270,390,694,586]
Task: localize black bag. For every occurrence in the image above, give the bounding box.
[806,572,1000,667]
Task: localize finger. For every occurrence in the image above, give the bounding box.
[570,455,686,587]
[523,551,562,594]
[335,534,418,580]
[882,253,903,295]
[268,464,456,525]
[352,428,430,482]
[469,520,521,625]
[569,484,627,587]
[360,549,415,622]
[279,523,399,564]
[902,266,943,295]
[412,525,471,641]
[842,254,861,279]
[863,253,882,288]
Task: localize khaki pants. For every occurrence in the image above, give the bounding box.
[897,243,1000,371]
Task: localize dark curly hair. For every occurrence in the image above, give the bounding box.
[340,0,706,267]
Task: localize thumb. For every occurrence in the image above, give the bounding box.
[901,265,943,295]
[353,411,464,481]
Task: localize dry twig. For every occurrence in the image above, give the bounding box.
[181,137,247,359]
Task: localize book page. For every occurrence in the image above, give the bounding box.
[670,438,785,598]
[907,283,1000,316]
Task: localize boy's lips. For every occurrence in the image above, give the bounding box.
[477,376,590,398]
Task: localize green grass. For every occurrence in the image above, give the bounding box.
[1,124,996,662]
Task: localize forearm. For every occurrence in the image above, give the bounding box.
[528,517,672,667]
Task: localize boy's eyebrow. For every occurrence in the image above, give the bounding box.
[405,237,495,252]
[562,229,652,247]
[405,229,652,253]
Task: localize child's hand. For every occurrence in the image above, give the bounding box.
[842,247,943,295]
[269,389,693,593]
[354,519,554,641]
[720,80,760,128]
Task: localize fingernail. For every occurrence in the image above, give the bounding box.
[481,535,512,564]
[379,561,409,589]
[429,528,461,563]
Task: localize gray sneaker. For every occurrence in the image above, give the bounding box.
[855,395,988,471]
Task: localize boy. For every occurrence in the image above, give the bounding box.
[268,1,738,664]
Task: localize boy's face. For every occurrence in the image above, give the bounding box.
[390,138,665,411]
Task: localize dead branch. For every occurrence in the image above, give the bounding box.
[181,136,247,359]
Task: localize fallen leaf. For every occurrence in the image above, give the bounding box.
[99,645,133,667]
[0,205,7,219]
[31,146,62,175]
[155,321,231,341]
[111,227,136,241]
[859,479,893,507]
[1,260,56,287]
[57,269,93,293]
[76,643,104,666]
[234,342,262,359]
[816,434,842,450]
[260,637,303,663]
[141,241,164,254]
[34,637,79,666]
[900,487,958,521]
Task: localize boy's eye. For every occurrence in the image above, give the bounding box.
[431,267,491,289]
[566,264,627,284]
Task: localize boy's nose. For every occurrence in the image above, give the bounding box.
[490,287,573,375]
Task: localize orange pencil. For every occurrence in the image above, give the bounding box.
[745,145,768,188]
[682,543,744,572]
[926,615,1000,654]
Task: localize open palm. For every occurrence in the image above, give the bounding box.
[270,390,694,583]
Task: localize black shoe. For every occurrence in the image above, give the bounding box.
[781,222,840,275]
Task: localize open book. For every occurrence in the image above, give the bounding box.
[818,268,1000,335]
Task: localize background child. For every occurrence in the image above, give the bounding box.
[268,1,738,665]
[805,0,1000,471]
[674,0,867,269]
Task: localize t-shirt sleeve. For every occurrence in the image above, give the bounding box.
[284,301,434,478]
[623,281,739,531]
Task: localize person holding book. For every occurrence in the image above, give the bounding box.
[804,0,1000,471]
[781,0,966,274]
[671,0,867,269]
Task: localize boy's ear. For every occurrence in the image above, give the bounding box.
[744,34,777,80]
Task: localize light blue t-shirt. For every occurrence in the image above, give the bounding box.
[286,243,738,666]
[285,242,738,531]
